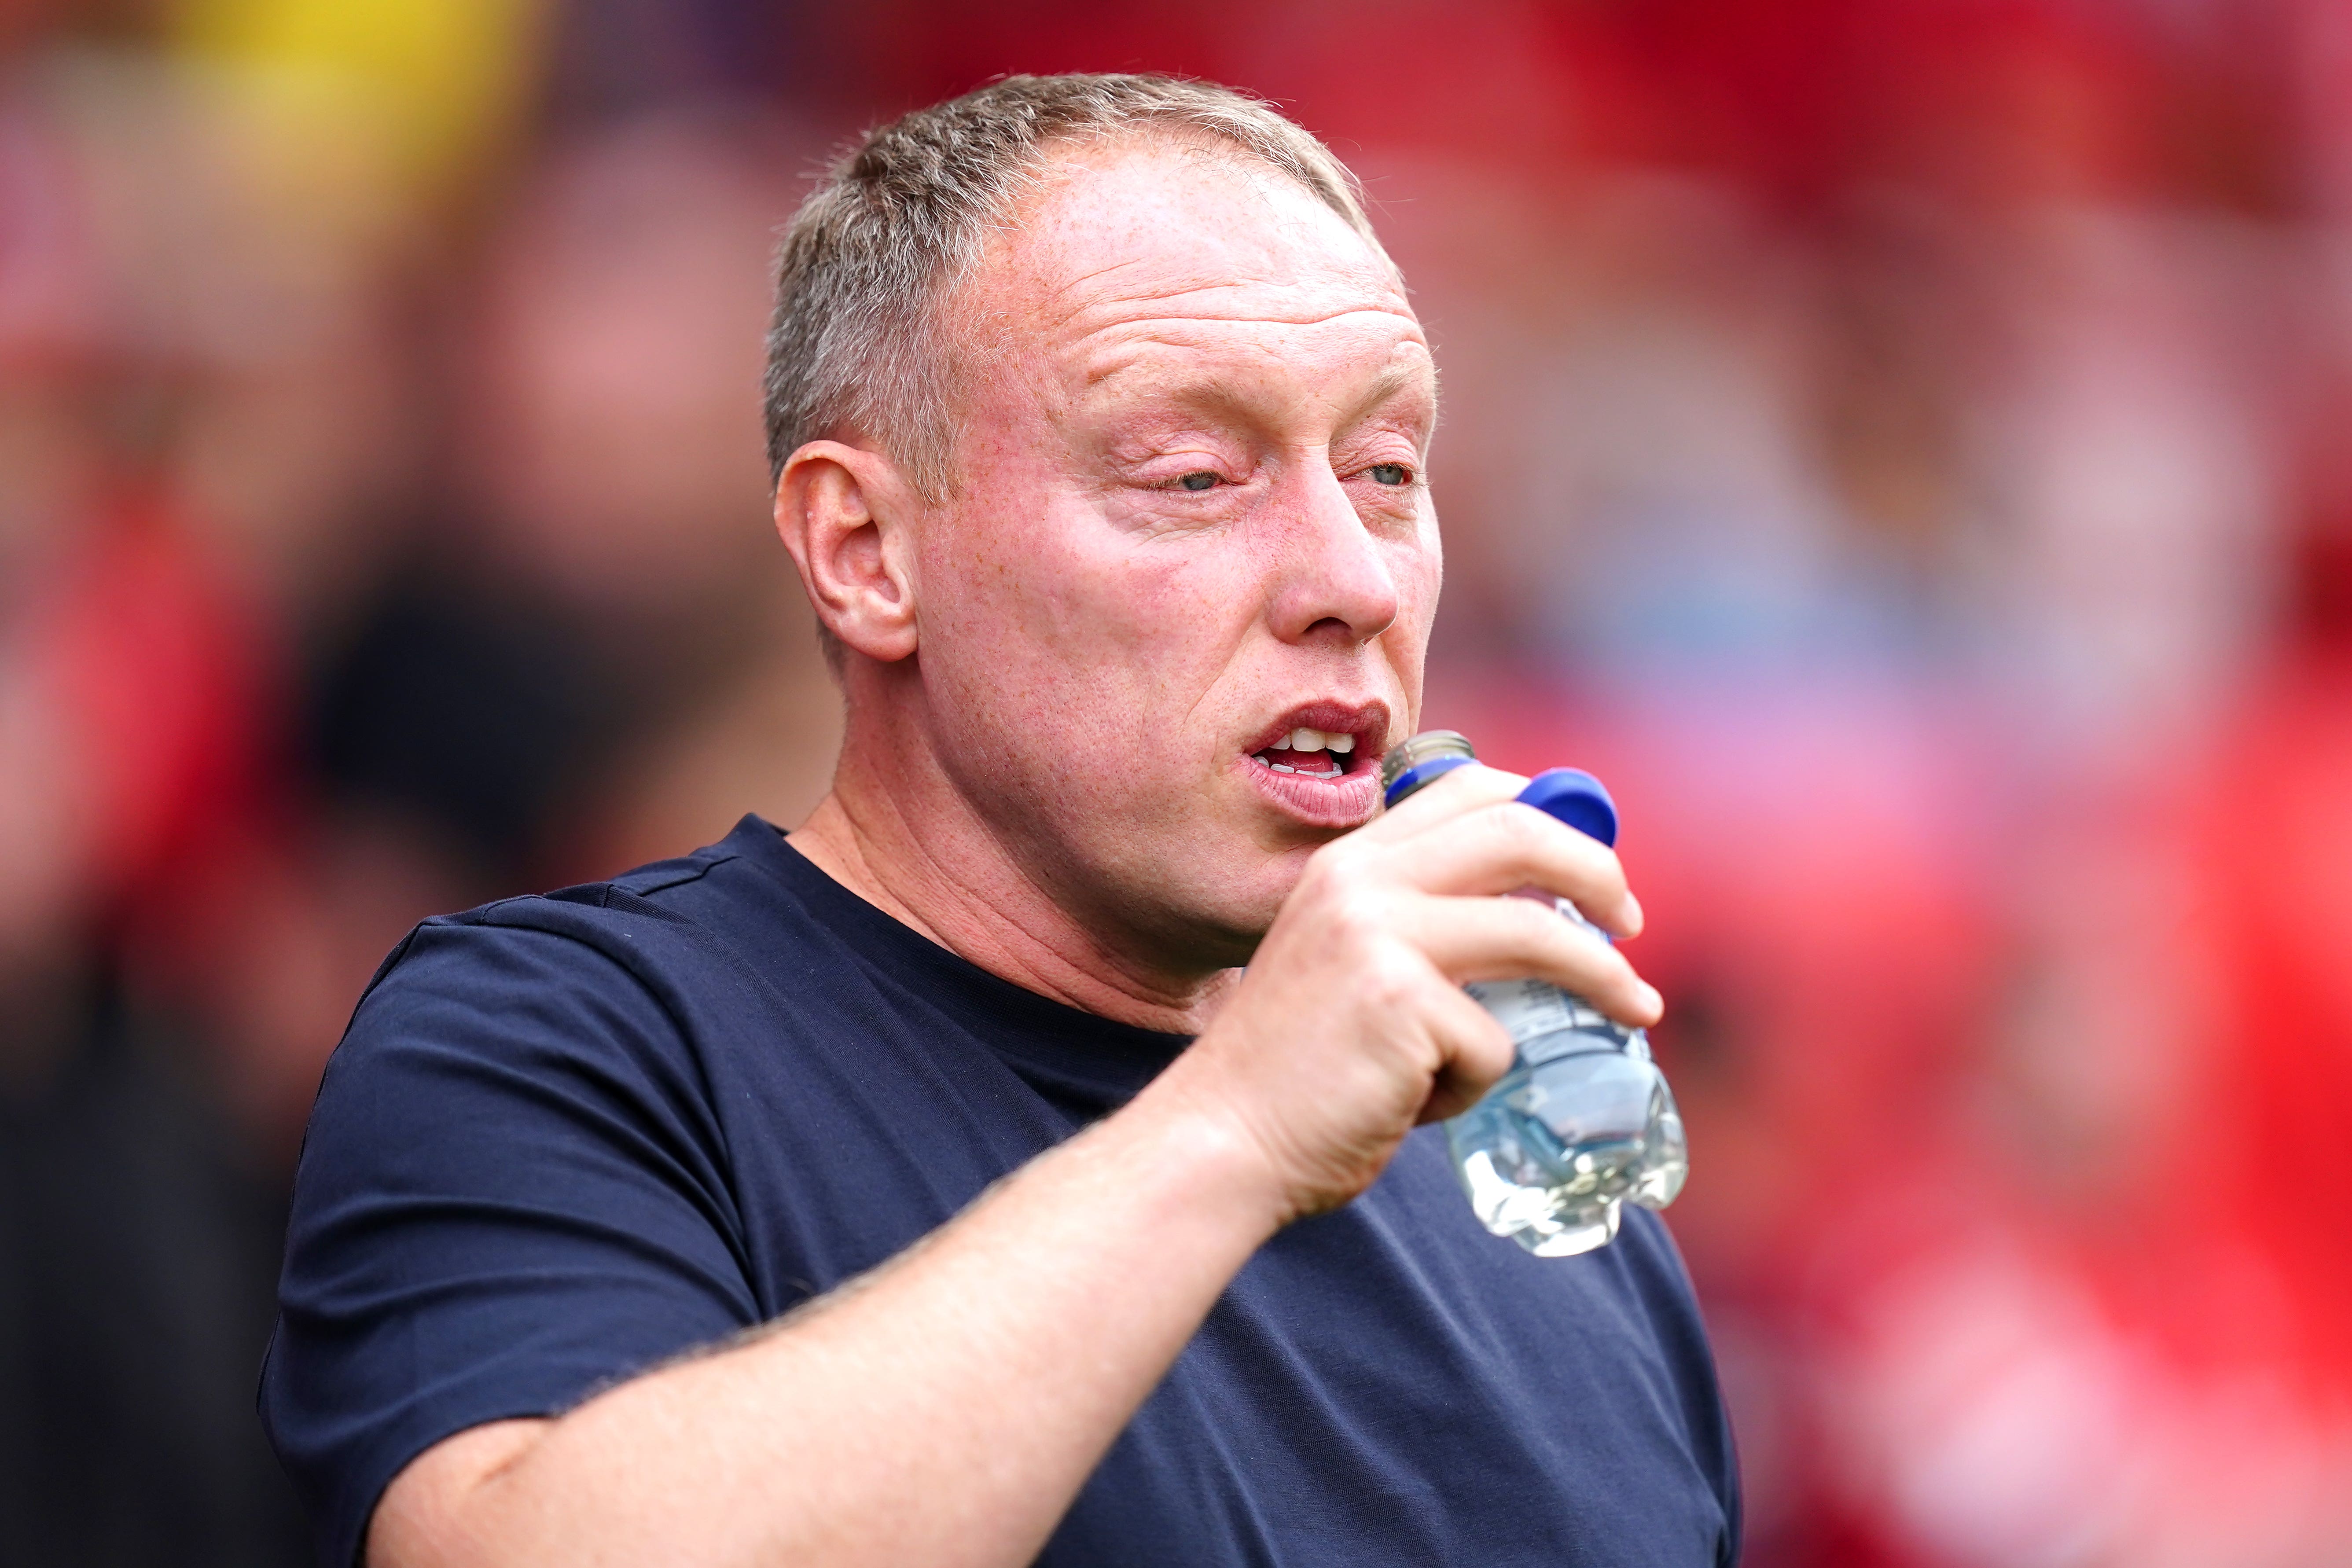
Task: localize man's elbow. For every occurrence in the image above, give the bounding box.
[366,1418,552,1568]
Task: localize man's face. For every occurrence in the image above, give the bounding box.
[911,136,1440,969]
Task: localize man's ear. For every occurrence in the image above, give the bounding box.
[774,442,920,664]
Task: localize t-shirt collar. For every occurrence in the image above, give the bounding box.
[722,816,1198,1109]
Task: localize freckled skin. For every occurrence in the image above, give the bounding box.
[798,137,1442,1014]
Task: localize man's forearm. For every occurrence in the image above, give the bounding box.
[369,1083,1282,1568]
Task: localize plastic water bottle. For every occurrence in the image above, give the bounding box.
[1381,732,1687,1257]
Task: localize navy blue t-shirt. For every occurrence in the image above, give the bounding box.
[263,816,1739,1567]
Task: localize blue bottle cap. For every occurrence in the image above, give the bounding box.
[1516,767,1617,848]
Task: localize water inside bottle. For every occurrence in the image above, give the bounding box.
[1447,1004,1688,1257]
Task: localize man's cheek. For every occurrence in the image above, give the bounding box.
[947,539,1094,647]
[1385,540,1442,632]
[1054,554,1241,656]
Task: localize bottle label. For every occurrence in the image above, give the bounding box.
[1465,978,1621,1053]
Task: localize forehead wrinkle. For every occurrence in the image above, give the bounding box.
[1037,227,1403,308]
[1076,317,1431,430]
[1031,261,1413,362]
[1000,160,1405,326]
[952,269,1413,433]
[1075,305,1425,382]
[1053,268,1383,320]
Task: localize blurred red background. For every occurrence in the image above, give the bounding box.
[4,1,2349,1563]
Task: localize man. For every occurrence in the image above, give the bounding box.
[264,75,1739,1567]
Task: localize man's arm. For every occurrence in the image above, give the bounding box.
[370,767,1661,1568]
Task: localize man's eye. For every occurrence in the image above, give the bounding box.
[1176,471,1220,492]
[1367,463,1412,487]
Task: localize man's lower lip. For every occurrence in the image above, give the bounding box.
[1240,757,1380,824]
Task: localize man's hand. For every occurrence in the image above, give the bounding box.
[1155,763,1664,1226]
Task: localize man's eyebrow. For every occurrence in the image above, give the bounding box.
[1344,360,1439,427]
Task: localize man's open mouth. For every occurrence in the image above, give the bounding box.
[1250,725,1357,778]
[1238,705,1387,825]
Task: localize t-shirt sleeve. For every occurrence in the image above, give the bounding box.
[260,913,761,1568]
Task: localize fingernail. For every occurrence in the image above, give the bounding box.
[1621,891,1645,937]
[1638,982,1664,1019]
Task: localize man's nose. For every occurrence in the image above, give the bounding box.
[1266,460,1402,645]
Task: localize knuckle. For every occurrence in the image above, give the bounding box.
[1455,1016,1515,1084]
[1499,897,1561,953]
[1294,855,1370,919]
[1547,822,1611,877]
[1365,977,1418,1019]
[1318,889,1386,947]
[1536,917,1609,979]
[1295,843,1348,891]
[1357,942,1430,1013]
[1491,801,1550,852]
[1306,829,1359,868]
[1597,955,1650,1012]
[1313,836,1389,890]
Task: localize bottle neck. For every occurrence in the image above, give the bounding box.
[1381,731,1477,807]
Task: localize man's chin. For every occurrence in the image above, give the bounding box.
[1085,853,1296,979]
[1158,918,1272,979]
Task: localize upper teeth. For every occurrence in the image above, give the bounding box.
[1283,727,1354,754]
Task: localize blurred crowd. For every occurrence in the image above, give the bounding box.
[3,1,2348,1564]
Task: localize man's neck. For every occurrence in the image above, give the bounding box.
[787,742,1238,1037]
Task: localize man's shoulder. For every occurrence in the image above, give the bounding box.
[323,818,837,1108]
[443,822,753,936]
[362,818,790,1003]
